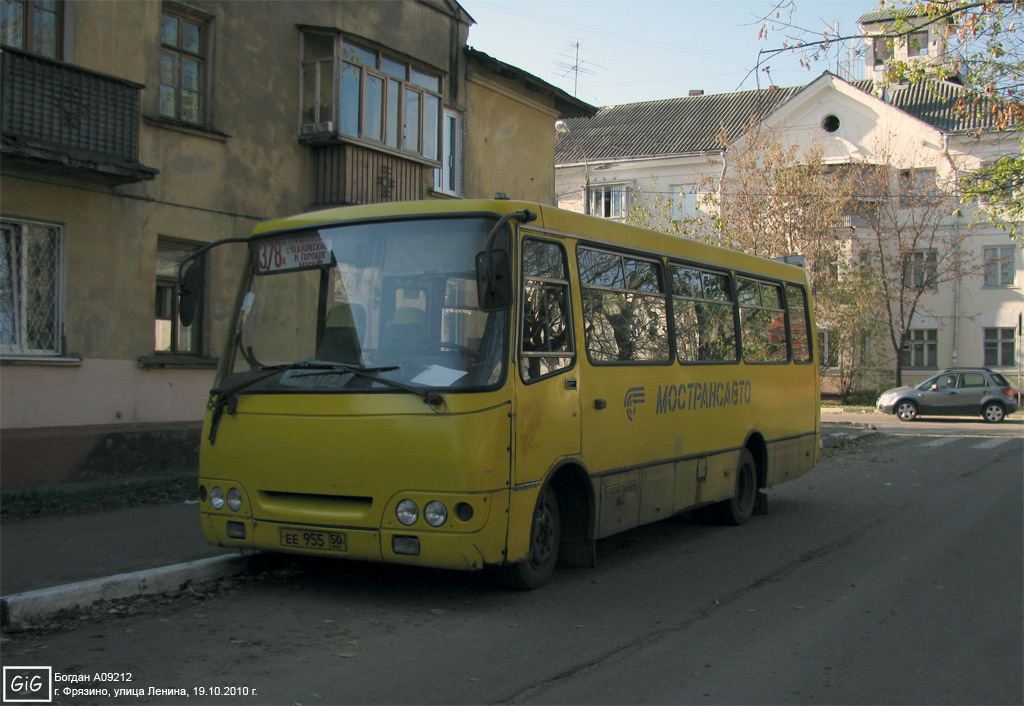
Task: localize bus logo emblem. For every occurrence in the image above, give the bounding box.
[624,387,646,421]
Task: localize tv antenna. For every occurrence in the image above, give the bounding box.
[553,40,605,97]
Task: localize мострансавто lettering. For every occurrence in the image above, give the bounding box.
[656,380,752,414]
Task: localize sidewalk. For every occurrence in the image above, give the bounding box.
[1,501,243,627]
[0,413,874,626]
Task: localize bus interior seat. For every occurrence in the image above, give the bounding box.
[382,307,428,352]
[317,303,364,364]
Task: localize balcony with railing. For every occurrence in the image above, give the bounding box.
[1,48,158,184]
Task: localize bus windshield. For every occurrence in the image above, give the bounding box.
[223,216,508,394]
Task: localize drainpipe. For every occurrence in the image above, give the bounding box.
[942,133,960,367]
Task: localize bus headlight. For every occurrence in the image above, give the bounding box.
[209,486,225,510]
[396,499,419,526]
[226,487,243,512]
[424,501,448,527]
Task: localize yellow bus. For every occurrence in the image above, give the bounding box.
[182,199,819,589]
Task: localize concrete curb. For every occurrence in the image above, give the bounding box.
[1,554,248,627]
[821,428,877,448]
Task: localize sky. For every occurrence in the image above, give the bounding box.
[459,0,879,107]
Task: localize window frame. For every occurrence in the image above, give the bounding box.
[0,0,64,59]
[299,31,443,165]
[983,246,1016,288]
[1,215,65,357]
[155,240,202,356]
[667,261,738,365]
[159,6,209,125]
[577,245,670,366]
[983,327,1015,368]
[901,328,938,369]
[588,184,631,220]
[910,248,938,290]
[433,109,462,196]
[519,236,575,383]
[736,276,790,364]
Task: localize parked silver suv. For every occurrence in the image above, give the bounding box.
[877,368,1018,423]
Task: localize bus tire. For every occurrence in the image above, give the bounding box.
[500,485,560,590]
[714,448,757,526]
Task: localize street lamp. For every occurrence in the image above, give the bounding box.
[555,119,591,216]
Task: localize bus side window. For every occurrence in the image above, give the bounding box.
[578,247,669,363]
[738,278,788,363]
[520,238,574,382]
[785,284,812,363]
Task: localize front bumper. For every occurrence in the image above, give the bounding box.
[200,489,511,572]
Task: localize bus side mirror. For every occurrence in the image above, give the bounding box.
[179,261,202,326]
[476,250,512,311]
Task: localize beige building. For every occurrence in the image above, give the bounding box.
[0,0,595,487]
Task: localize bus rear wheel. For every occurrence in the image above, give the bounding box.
[500,485,560,590]
[714,449,757,526]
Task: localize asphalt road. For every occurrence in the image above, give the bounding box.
[4,427,1022,706]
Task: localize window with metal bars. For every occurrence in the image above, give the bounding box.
[1,217,64,355]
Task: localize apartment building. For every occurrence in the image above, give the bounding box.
[0,0,595,486]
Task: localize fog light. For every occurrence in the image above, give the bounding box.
[456,502,474,522]
[210,486,225,510]
[424,501,447,527]
[392,535,420,555]
[396,499,418,526]
[227,487,243,512]
[226,521,246,539]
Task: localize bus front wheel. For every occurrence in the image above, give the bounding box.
[500,485,561,590]
[714,449,757,526]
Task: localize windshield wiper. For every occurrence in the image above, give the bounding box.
[207,361,439,444]
[290,362,445,407]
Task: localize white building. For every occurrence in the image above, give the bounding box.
[555,16,1021,395]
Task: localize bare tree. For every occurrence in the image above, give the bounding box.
[844,154,985,385]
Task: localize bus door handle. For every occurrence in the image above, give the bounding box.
[565,379,578,390]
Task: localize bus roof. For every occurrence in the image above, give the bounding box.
[250,199,810,284]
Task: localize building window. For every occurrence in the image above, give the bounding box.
[901,328,937,369]
[155,242,199,354]
[160,8,207,124]
[1,0,63,59]
[984,328,1015,367]
[911,249,937,289]
[434,109,462,195]
[589,184,630,220]
[300,32,442,162]
[1,216,63,355]
[899,168,936,206]
[873,36,893,66]
[818,329,840,369]
[983,246,1015,287]
[908,30,929,56]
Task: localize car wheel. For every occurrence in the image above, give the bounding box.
[713,449,757,526]
[499,484,560,590]
[982,402,1006,423]
[895,400,918,421]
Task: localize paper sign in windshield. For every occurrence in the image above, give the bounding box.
[256,234,333,273]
